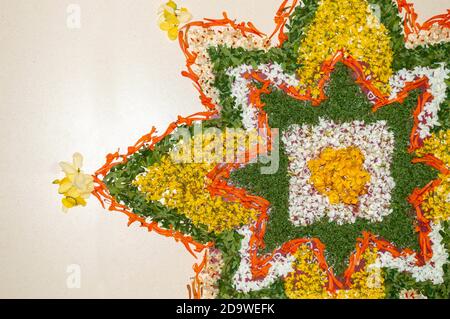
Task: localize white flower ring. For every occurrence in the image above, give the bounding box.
[389,64,449,140]
[283,118,395,226]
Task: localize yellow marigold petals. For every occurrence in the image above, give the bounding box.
[307,146,371,205]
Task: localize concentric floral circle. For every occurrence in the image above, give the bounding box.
[283,119,395,225]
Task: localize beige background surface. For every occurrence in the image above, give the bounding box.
[0,0,449,299]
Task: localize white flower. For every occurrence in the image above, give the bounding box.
[389,64,449,140]
[232,224,295,292]
[185,26,270,113]
[376,223,449,284]
[406,24,450,49]
[178,8,192,24]
[227,63,299,130]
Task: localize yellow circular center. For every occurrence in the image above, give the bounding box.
[307,146,371,205]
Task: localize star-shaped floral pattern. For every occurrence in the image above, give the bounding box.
[89,0,450,298]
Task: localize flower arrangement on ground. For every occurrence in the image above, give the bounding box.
[54,0,450,299]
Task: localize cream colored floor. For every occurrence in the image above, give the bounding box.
[0,0,449,298]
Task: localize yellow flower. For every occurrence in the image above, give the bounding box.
[416,129,450,169]
[284,245,330,299]
[285,246,385,299]
[133,131,259,233]
[297,0,393,97]
[157,1,192,41]
[307,147,371,205]
[53,152,94,212]
[421,174,450,221]
[414,130,450,221]
[335,248,385,299]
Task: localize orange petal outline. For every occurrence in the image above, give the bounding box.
[396,0,450,37]
[90,1,450,298]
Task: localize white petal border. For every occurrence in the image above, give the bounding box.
[282,119,395,226]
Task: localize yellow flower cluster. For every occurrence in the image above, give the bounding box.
[421,174,450,221]
[158,1,192,40]
[285,246,385,299]
[416,130,450,221]
[284,245,330,299]
[133,132,259,233]
[416,129,450,169]
[297,0,393,97]
[171,129,261,164]
[308,147,371,205]
[335,248,385,299]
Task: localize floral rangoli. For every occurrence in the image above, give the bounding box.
[54,0,450,299]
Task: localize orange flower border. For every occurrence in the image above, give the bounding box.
[91,0,450,298]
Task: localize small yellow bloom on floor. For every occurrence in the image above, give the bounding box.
[53,152,94,212]
[158,1,192,40]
